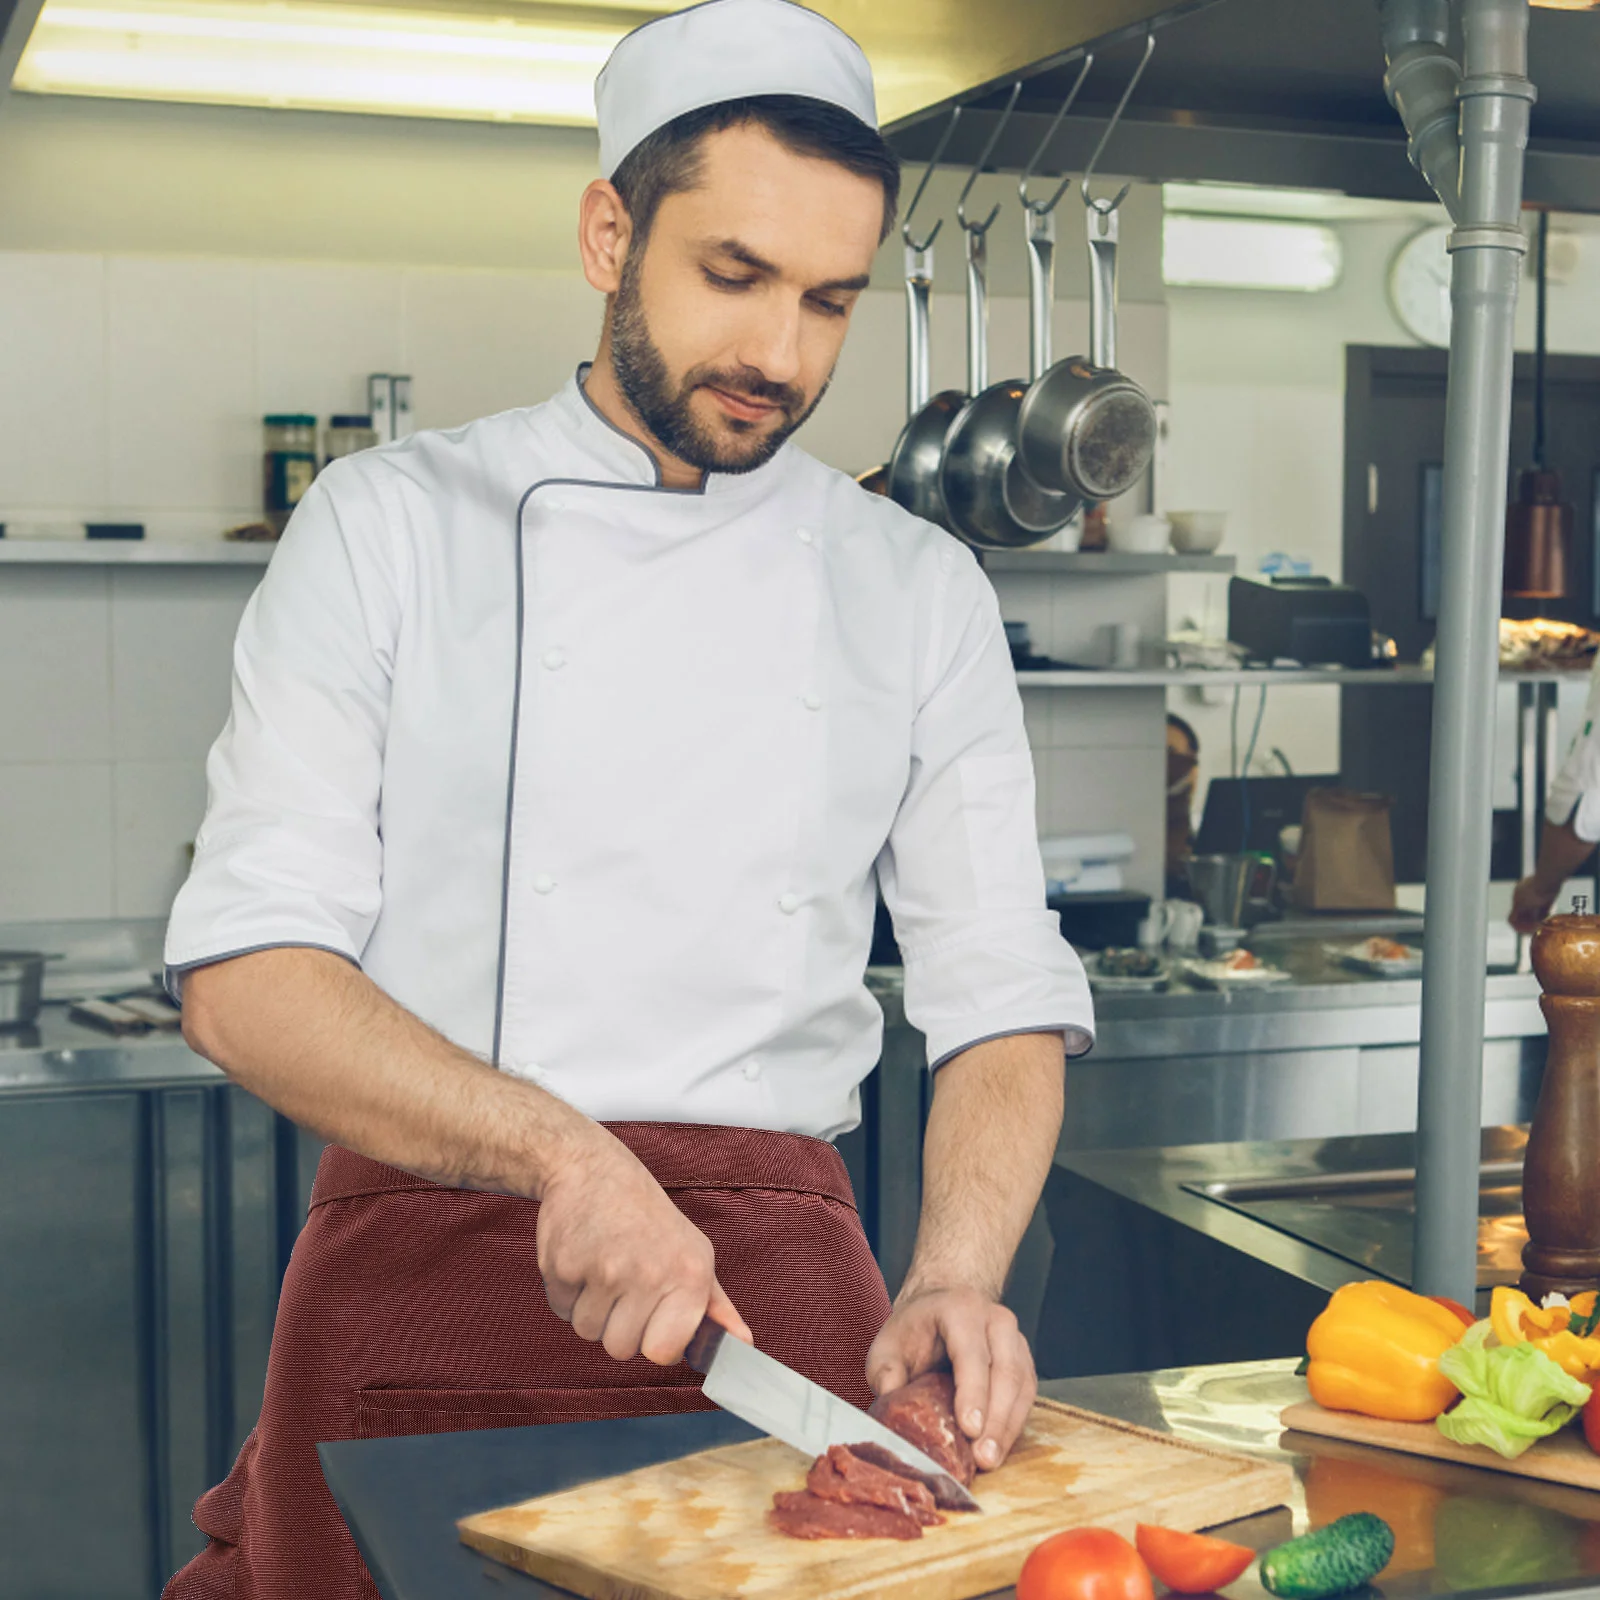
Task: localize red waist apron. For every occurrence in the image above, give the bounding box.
[162,1121,892,1600]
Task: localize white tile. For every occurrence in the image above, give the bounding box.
[107,257,258,513]
[113,759,207,918]
[401,268,600,432]
[109,567,258,761]
[1038,744,1165,895]
[0,252,108,512]
[0,763,114,920]
[255,261,406,422]
[1020,688,1054,752]
[1052,688,1166,750]
[0,566,112,761]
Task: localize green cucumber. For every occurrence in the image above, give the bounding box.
[1259,1512,1395,1599]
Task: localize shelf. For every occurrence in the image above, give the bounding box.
[0,540,274,566]
[981,551,1236,575]
[1016,666,1589,688]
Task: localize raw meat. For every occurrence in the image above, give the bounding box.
[867,1370,977,1486]
[768,1490,925,1541]
[844,1441,972,1512]
[806,1445,944,1525]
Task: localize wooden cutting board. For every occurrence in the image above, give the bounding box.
[1281,1399,1600,1490]
[457,1398,1294,1600]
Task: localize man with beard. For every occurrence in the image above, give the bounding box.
[161,2,1092,1594]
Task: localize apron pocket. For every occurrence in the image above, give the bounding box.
[353,1382,709,1439]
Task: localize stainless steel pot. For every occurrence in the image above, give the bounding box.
[937,206,1079,550]
[886,240,964,528]
[1016,201,1158,502]
[0,950,46,1029]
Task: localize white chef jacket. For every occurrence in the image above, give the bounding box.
[1546,653,1600,843]
[165,369,1092,1139]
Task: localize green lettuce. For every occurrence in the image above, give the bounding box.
[1436,1320,1592,1459]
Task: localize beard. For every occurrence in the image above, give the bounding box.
[609,253,829,475]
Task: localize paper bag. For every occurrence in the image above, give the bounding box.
[1292,787,1396,911]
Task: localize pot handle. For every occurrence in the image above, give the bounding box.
[1087,204,1118,371]
[965,226,989,394]
[905,241,934,417]
[1025,207,1056,382]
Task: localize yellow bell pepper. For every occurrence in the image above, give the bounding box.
[1306,1280,1467,1421]
[1489,1287,1600,1381]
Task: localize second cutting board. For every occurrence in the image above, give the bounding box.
[458,1397,1294,1600]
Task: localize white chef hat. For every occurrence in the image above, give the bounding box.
[595,0,879,179]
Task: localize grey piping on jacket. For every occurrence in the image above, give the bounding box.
[926,1022,1095,1074]
[490,383,720,1066]
[162,942,360,1006]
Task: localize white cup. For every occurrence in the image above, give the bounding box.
[1141,898,1204,952]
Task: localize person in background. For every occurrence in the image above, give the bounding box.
[1510,661,1600,932]
[1166,714,1201,896]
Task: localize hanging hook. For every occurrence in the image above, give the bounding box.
[1018,54,1094,217]
[955,81,1023,237]
[901,105,962,253]
[1081,28,1155,216]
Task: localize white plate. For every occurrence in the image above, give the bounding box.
[1181,958,1292,989]
[1326,941,1424,978]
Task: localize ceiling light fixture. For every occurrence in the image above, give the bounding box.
[1161,214,1343,293]
[12,0,654,123]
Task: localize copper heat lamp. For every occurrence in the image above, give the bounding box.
[1504,211,1575,600]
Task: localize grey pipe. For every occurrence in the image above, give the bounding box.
[905,242,934,418]
[1381,0,1464,220]
[1411,0,1534,1304]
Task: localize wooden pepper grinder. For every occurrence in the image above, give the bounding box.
[1521,908,1600,1299]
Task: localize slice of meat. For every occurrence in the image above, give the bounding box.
[768,1489,925,1541]
[867,1370,977,1486]
[806,1445,943,1525]
[843,1441,972,1512]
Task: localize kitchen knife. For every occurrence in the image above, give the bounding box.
[685,1318,982,1513]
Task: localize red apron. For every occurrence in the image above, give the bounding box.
[163,1121,892,1600]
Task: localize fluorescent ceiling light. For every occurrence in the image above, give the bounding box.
[1162,215,1343,292]
[1163,182,1437,223]
[13,0,663,123]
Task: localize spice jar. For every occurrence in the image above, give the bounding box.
[263,414,317,537]
[324,414,379,468]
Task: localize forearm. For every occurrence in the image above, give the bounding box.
[1533,817,1595,893]
[900,1031,1065,1303]
[180,946,593,1198]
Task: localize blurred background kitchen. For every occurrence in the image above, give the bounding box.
[4,0,1600,1594]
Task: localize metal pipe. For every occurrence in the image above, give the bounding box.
[1534,208,1549,467]
[1382,0,1465,220]
[1412,0,1534,1304]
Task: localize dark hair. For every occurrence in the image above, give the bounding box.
[610,94,901,246]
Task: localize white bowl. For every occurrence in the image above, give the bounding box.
[1106,513,1171,555]
[1167,510,1227,553]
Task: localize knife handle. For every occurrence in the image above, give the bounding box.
[684,1317,725,1376]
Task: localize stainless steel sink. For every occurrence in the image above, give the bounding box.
[1184,1158,1529,1289]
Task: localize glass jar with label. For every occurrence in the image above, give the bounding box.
[263,414,317,536]
[323,414,379,468]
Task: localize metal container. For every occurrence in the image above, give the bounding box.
[0,951,45,1028]
[1187,854,1277,929]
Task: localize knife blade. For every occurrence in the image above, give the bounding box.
[685,1319,982,1513]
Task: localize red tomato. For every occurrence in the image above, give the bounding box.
[1428,1295,1476,1329]
[1584,1386,1600,1454]
[1017,1528,1155,1600]
[1134,1525,1255,1593]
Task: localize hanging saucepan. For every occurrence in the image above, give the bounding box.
[1016,34,1159,504]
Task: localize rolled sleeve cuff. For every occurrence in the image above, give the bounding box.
[899,909,1095,1072]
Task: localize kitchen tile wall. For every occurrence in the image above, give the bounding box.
[0,246,1171,921]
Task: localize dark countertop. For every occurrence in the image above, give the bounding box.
[319,1359,1600,1600]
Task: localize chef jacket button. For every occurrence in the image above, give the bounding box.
[802,693,823,711]
[795,526,814,545]
[533,873,557,894]
[778,892,799,915]
[542,648,567,671]
[742,1059,762,1081]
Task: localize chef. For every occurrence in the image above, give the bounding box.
[1511,659,1600,932]
[161,2,1093,1594]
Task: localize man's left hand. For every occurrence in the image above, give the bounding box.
[864,1283,1036,1471]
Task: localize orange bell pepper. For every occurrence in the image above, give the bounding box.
[1490,1287,1600,1382]
[1306,1280,1467,1421]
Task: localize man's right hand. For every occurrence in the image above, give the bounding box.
[535,1122,753,1365]
[1510,872,1560,935]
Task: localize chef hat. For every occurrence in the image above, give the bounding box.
[595,0,879,179]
